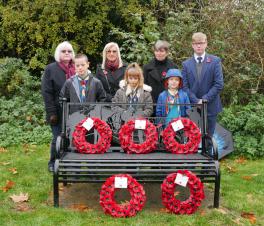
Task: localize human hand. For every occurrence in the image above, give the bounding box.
[49,115,58,125]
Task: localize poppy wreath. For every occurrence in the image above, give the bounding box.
[118,119,158,154]
[99,174,146,218]
[162,117,201,154]
[161,170,205,214]
[72,117,112,154]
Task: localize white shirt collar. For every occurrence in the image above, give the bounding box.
[194,52,206,63]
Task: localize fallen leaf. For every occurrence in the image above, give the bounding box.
[14,203,32,212]
[235,157,247,164]
[0,162,11,166]
[1,180,15,192]
[160,208,171,213]
[251,174,259,177]
[69,204,91,212]
[8,168,18,175]
[232,217,242,225]
[26,115,32,122]
[226,165,237,173]
[10,193,29,203]
[241,212,256,224]
[0,147,8,153]
[216,207,228,214]
[241,176,252,181]
[199,209,206,216]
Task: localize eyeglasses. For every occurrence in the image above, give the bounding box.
[107,50,117,53]
[61,50,72,53]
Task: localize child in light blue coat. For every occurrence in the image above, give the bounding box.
[156,69,190,126]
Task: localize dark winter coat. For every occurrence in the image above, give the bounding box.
[95,64,127,102]
[143,58,177,103]
[41,62,67,124]
[60,74,106,103]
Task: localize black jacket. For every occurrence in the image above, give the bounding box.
[95,64,126,102]
[41,62,66,124]
[60,75,106,103]
[143,58,177,103]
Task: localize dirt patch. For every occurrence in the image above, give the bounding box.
[48,182,214,211]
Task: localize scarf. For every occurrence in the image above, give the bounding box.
[105,58,119,71]
[59,61,75,79]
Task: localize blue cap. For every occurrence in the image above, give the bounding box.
[165,69,182,79]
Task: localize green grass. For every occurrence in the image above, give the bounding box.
[0,145,263,226]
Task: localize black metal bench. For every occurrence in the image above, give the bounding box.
[53,101,220,208]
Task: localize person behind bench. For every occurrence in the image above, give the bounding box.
[60,53,106,105]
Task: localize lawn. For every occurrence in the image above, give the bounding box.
[0,145,263,226]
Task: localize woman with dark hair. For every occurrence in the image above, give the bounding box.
[95,42,126,102]
[143,40,177,104]
[41,41,75,172]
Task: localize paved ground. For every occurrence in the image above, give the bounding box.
[48,182,215,211]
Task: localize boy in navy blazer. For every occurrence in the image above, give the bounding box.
[182,32,224,136]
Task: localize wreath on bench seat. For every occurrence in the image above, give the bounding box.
[100,174,146,217]
[72,117,112,154]
[161,170,205,214]
[118,119,158,154]
[162,117,201,154]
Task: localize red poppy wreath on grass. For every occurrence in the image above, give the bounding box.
[118,119,158,154]
[72,117,112,154]
[161,170,205,214]
[162,117,201,154]
[100,174,146,218]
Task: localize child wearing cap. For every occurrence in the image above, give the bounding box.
[156,68,190,125]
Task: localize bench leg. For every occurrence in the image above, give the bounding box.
[214,168,220,208]
[53,174,59,207]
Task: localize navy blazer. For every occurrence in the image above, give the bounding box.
[182,54,224,116]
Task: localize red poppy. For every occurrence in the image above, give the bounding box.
[103,70,108,75]
[100,174,147,218]
[206,57,212,63]
[72,117,112,154]
[161,170,205,214]
[162,117,201,154]
[118,119,158,154]
[162,71,167,77]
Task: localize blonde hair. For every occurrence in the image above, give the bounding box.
[192,32,207,43]
[101,42,123,69]
[124,63,144,88]
[54,41,75,62]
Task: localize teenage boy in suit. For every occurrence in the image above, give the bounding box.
[182,32,224,137]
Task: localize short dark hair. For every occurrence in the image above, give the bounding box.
[74,53,89,62]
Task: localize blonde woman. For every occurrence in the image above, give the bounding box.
[96,42,126,102]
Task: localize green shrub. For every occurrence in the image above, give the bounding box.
[219,94,264,159]
[0,58,50,147]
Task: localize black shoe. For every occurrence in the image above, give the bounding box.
[48,165,54,172]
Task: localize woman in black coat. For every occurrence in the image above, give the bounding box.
[143,40,177,103]
[41,41,75,172]
[95,42,126,102]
